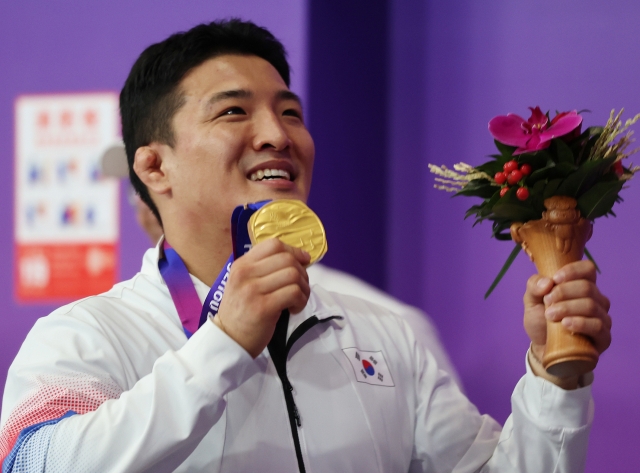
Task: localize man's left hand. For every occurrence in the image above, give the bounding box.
[523,260,612,388]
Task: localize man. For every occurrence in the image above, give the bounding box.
[1,20,611,472]
[100,143,462,386]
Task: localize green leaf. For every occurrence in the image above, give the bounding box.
[555,156,616,197]
[583,247,601,274]
[494,140,516,157]
[587,126,604,137]
[572,127,603,164]
[481,193,501,215]
[455,179,498,199]
[532,179,546,194]
[490,220,512,239]
[518,152,550,170]
[585,134,604,160]
[534,150,554,162]
[577,180,624,219]
[550,162,578,179]
[465,192,502,225]
[576,127,593,142]
[476,160,504,176]
[485,244,522,298]
[543,178,563,199]
[529,181,547,215]
[479,154,508,170]
[494,231,513,241]
[464,204,484,219]
[491,200,539,222]
[528,161,556,182]
[552,138,575,164]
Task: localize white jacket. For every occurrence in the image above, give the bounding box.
[307,264,461,387]
[0,246,593,472]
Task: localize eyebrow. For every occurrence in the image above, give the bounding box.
[276,90,302,105]
[206,89,253,106]
[205,89,303,107]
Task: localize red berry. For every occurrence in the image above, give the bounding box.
[516,187,529,201]
[520,163,532,175]
[507,170,523,185]
[499,187,509,197]
[613,161,624,177]
[503,160,518,173]
[494,172,507,184]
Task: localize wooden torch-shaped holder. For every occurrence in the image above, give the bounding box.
[510,196,598,378]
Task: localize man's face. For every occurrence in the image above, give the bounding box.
[159,54,314,232]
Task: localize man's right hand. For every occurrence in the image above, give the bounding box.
[213,239,311,358]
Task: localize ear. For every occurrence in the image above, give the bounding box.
[133,145,171,195]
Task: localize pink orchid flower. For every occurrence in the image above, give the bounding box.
[488,106,582,155]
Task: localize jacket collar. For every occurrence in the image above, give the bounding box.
[139,236,341,338]
[140,235,166,285]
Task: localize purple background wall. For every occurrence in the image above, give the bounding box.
[2,1,640,471]
[385,1,640,471]
[306,0,389,289]
[310,1,640,471]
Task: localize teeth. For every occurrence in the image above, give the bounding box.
[249,169,292,181]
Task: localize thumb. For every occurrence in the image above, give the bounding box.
[288,245,311,265]
[524,274,554,309]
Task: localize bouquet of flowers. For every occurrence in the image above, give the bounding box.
[430,107,639,298]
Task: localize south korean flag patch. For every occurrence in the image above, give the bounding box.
[342,348,395,387]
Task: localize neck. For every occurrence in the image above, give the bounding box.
[163,222,232,287]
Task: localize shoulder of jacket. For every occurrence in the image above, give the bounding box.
[39,271,165,327]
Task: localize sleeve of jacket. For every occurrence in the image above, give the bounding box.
[390,303,463,389]
[0,313,256,473]
[411,342,593,473]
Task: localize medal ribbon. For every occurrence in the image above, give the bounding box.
[159,201,270,338]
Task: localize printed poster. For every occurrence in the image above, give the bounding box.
[14,93,120,302]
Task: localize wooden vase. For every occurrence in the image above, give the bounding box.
[510,195,598,378]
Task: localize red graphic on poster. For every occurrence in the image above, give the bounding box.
[17,244,116,300]
[15,93,120,302]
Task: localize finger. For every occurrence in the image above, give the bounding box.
[561,316,612,353]
[266,283,311,315]
[524,274,554,309]
[287,282,312,314]
[553,260,597,284]
[258,266,310,295]
[543,280,610,312]
[523,305,548,346]
[560,312,609,333]
[269,243,311,267]
[283,244,311,266]
[246,238,311,265]
[544,297,609,323]
[251,252,310,282]
[245,238,291,260]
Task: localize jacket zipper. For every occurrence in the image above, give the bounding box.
[267,310,342,473]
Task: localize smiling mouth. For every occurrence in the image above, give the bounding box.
[249,169,292,182]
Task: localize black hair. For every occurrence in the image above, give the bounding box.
[120,19,290,223]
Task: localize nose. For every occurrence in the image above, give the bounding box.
[252,110,291,152]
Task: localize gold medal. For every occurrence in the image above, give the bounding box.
[248,199,328,265]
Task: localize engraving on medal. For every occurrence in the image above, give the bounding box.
[248,200,328,265]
